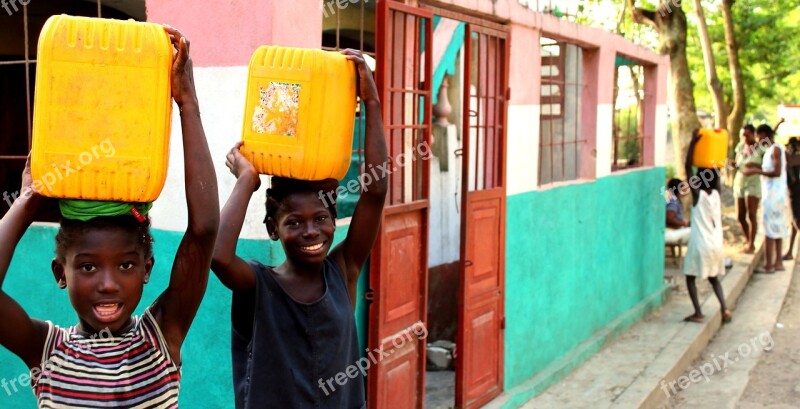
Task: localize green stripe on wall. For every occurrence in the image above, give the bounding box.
[503,168,666,390]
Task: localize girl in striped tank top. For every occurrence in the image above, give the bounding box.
[0,26,219,408]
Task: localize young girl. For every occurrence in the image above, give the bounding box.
[733,124,761,254]
[742,124,789,273]
[0,26,219,407]
[682,130,732,324]
[212,49,387,408]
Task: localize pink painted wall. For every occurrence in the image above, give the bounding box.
[508,25,538,105]
[145,0,322,67]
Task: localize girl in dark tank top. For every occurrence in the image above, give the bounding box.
[212,49,388,409]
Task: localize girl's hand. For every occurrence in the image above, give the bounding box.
[340,49,379,104]
[225,142,260,191]
[163,25,197,108]
[18,154,54,215]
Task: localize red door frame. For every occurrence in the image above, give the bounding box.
[368,1,433,408]
[456,23,510,409]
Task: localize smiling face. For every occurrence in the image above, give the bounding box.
[52,227,153,334]
[267,191,335,265]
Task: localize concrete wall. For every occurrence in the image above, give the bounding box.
[423,0,671,397]
[503,168,666,389]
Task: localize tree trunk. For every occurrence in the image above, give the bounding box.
[722,0,746,157]
[694,0,728,131]
[628,0,701,179]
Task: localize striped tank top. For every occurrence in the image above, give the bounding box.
[33,308,181,408]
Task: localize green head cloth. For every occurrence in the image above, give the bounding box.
[59,200,153,222]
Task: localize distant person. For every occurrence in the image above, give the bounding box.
[665,178,690,244]
[741,124,789,273]
[682,130,731,324]
[783,137,800,260]
[732,124,761,254]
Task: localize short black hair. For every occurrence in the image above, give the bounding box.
[667,178,683,193]
[756,124,774,139]
[55,216,154,262]
[695,167,721,192]
[743,124,756,133]
[265,177,339,223]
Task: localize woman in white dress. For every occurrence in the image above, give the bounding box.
[741,124,789,273]
[682,130,732,323]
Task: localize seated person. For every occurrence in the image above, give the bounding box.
[666,178,691,244]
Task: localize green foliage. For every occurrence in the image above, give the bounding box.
[576,0,800,122]
[666,163,676,180]
[686,0,800,121]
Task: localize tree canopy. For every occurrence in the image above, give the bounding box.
[576,0,800,122]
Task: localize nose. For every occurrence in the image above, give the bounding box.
[97,270,120,294]
[302,221,320,239]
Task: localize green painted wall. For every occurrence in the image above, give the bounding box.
[504,168,666,390]
[0,223,366,408]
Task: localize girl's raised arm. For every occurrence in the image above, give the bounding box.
[331,49,389,304]
[0,158,51,369]
[152,26,219,364]
[210,142,260,293]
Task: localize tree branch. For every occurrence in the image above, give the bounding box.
[626,0,657,28]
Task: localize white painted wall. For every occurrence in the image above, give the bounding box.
[654,104,668,167]
[149,66,271,240]
[595,103,613,178]
[506,104,540,196]
[428,125,462,266]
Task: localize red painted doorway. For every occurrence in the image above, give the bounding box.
[456,23,509,409]
[368,1,433,408]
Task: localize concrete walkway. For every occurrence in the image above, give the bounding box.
[664,255,795,408]
[522,246,771,409]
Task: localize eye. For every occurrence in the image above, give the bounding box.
[286,219,300,227]
[316,215,329,223]
[79,264,97,273]
[120,262,135,271]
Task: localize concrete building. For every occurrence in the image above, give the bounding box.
[0,0,668,407]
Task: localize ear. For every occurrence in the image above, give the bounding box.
[51,258,66,289]
[266,217,279,241]
[144,256,155,284]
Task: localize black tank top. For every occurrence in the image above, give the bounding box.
[231,257,366,409]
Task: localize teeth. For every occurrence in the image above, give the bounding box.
[302,243,323,251]
[95,304,119,317]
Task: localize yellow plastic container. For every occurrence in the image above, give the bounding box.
[241,46,357,180]
[31,15,173,202]
[693,128,729,168]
